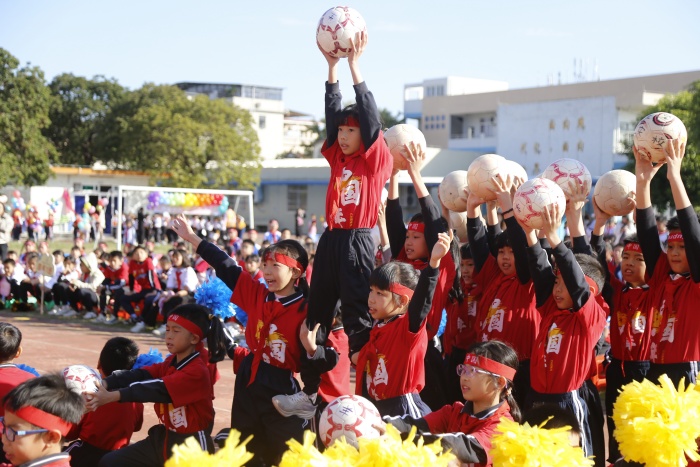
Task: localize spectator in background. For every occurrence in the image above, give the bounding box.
[0,202,12,260]
[613,214,636,245]
[656,214,669,245]
[263,219,281,244]
[295,208,306,237]
[137,207,145,245]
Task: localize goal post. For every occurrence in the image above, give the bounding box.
[115,185,255,251]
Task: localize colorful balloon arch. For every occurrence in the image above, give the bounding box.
[147,191,229,213]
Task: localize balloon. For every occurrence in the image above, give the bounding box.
[12,190,21,198]
[88,207,96,214]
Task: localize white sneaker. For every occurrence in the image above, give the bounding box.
[94,314,106,323]
[103,315,117,325]
[152,324,167,337]
[130,322,146,333]
[271,391,318,419]
[83,311,97,320]
[62,309,77,318]
[47,308,62,316]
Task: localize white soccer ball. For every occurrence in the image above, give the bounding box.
[467,154,507,201]
[384,124,427,171]
[633,112,688,163]
[63,364,101,394]
[439,171,469,212]
[449,210,468,243]
[542,158,592,200]
[316,7,367,58]
[513,178,566,230]
[318,394,382,448]
[593,170,636,216]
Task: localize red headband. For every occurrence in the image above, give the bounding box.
[585,276,600,296]
[12,406,73,437]
[407,222,425,233]
[389,282,414,299]
[264,252,302,271]
[668,231,684,244]
[341,115,360,128]
[168,314,204,340]
[463,354,516,381]
[623,242,642,253]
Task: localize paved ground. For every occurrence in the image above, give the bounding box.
[0,310,235,442]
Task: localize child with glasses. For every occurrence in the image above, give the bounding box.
[383,340,520,467]
[1,373,84,467]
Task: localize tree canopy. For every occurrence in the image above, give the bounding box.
[624,80,700,210]
[0,48,55,186]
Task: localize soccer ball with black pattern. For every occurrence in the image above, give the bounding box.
[633,112,687,164]
[317,394,382,448]
[316,6,367,58]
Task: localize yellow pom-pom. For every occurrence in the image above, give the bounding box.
[165,429,253,467]
[491,418,594,467]
[613,375,700,466]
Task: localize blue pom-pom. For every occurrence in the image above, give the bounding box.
[194,277,234,320]
[231,303,248,327]
[15,363,40,377]
[437,308,447,337]
[133,348,164,370]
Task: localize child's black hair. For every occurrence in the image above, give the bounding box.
[447,232,464,305]
[241,239,256,248]
[336,103,361,128]
[522,403,582,435]
[369,261,420,307]
[99,337,139,376]
[245,254,261,263]
[109,250,124,260]
[172,249,191,268]
[130,245,146,257]
[261,239,310,310]
[465,340,521,422]
[460,243,473,260]
[2,258,15,268]
[623,234,640,246]
[494,231,511,250]
[575,253,606,294]
[6,250,17,257]
[25,252,39,263]
[170,303,227,363]
[664,213,700,232]
[159,255,172,265]
[0,322,22,362]
[52,249,64,258]
[3,373,84,427]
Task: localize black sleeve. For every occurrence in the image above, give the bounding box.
[504,216,530,284]
[551,242,590,311]
[526,242,556,308]
[677,206,700,282]
[467,216,490,274]
[105,369,154,390]
[435,433,488,465]
[487,222,502,259]
[108,280,126,291]
[419,195,448,252]
[128,273,134,291]
[572,236,594,256]
[354,81,382,149]
[408,266,440,333]
[636,206,661,276]
[118,380,172,404]
[386,198,407,259]
[324,81,342,147]
[196,240,243,292]
[383,414,431,433]
[307,345,340,374]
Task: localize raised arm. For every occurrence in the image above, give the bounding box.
[347,31,381,149]
[466,193,490,274]
[408,232,450,333]
[634,145,664,275]
[386,171,407,259]
[491,173,530,284]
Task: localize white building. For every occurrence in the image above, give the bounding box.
[404,70,700,177]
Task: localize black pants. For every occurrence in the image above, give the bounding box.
[605,358,650,463]
[0,243,7,261]
[230,354,307,466]
[419,337,449,411]
[100,287,125,314]
[141,294,194,327]
[512,359,531,411]
[647,360,699,386]
[70,288,98,311]
[18,282,52,302]
[52,282,71,305]
[121,289,160,317]
[98,424,213,467]
[65,440,110,467]
[370,392,431,419]
[579,378,606,467]
[302,228,374,395]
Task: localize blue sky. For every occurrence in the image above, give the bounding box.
[2,0,700,119]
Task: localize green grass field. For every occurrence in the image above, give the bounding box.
[7,235,176,256]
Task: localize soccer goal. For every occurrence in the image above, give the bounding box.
[115,185,255,251]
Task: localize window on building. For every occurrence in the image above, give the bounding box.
[287,185,307,211]
[259,116,266,129]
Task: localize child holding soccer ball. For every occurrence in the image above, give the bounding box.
[273,30,393,420]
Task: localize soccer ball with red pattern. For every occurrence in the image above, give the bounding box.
[63,364,101,394]
[316,6,367,58]
[542,158,592,200]
[513,178,566,230]
[318,395,382,448]
[633,112,687,163]
[384,124,427,171]
[467,154,507,201]
[593,170,636,216]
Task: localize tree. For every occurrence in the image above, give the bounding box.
[379,108,404,129]
[45,73,126,166]
[96,84,261,189]
[623,81,700,210]
[0,48,55,186]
